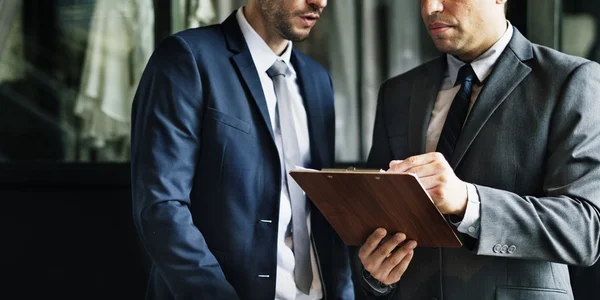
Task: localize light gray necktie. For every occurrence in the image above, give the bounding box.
[267,60,312,295]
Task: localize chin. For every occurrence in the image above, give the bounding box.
[433,41,458,55]
[286,29,312,42]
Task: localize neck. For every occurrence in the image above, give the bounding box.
[457,20,508,62]
[243,5,289,55]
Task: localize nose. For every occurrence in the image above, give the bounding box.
[307,0,327,9]
[422,0,443,16]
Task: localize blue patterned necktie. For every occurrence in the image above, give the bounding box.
[436,64,478,162]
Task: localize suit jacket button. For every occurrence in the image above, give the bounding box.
[493,244,502,253]
[508,245,516,254]
[500,245,509,254]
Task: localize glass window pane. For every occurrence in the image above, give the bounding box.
[0,0,156,162]
[2,1,552,165]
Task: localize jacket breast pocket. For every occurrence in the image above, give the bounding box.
[206,108,252,135]
[496,286,570,300]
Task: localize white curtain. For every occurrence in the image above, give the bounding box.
[74,0,154,161]
[214,0,245,23]
[171,0,244,32]
[359,0,385,162]
[329,0,433,163]
[327,0,360,162]
[562,13,596,58]
[0,0,24,83]
[387,0,429,78]
[171,0,217,32]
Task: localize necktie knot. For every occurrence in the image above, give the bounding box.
[267,60,290,78]
[455,64,478,86]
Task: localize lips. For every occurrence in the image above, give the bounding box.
[299,14,320,26]
[300,14,320,20]
[428,22,452,34]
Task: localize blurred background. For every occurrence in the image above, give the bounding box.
[0,0,597,298]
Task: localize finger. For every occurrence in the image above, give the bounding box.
[387,241,417,282]
[377,239,416,275]
[419,177,445,208]
[378,234,394,245]
[358,228,387,261]
[389,160,404,169]
[402,162,441,178]
[417,174,443,190]
[371,233,407,267]
[431,152,449,163]
[389,154,437,173]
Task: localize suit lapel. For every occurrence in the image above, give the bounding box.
[223,13,275,141]
[222,13,329,167]
[451,28,533,168]
[408,57,446,155]
[292,50,327,169]
[232,54,275,139]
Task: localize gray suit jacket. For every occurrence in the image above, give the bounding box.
[365,27,600,300]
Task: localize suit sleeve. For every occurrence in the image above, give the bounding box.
[475,61,600,267]
[130,35,239,299]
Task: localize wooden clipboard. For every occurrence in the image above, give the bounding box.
[289,169,462,248]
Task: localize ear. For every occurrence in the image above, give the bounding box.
[496,0,507,4]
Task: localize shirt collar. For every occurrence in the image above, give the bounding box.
[236,7,294,74]
[447,22,514,86]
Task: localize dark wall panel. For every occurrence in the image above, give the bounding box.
[0,164,147,299]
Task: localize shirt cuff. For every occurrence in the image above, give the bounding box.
[450,183,481,239]
[362,268,395,296]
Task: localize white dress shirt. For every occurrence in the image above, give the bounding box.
[236,8,323,300]
[426,23,514,238]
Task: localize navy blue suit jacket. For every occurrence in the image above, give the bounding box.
[130,12,354,300]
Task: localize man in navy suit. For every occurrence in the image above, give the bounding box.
[130,0,354,299]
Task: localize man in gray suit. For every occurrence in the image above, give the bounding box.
[356,0,600,299]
